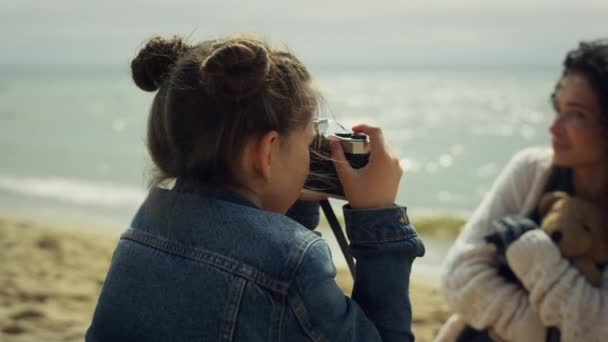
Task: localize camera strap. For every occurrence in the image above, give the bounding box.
[320,200,355,279]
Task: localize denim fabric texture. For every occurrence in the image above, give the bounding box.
[285,200,321,230]
[86,178,425,341]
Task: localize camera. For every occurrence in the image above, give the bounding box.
[303,130,370,198]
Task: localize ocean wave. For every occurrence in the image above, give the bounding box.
[0,175,146,208]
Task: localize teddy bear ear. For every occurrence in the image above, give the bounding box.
[539,191,568,217]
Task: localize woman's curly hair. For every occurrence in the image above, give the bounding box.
[562,39,608,127]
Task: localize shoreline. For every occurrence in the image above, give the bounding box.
[0,213,451,341]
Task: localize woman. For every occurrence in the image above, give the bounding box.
[86,35,424,341]
[438,40,608,341]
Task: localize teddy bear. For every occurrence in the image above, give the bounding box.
[434,192,608,342]
[537,191,608,286]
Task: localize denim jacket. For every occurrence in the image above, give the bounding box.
[86,178,425,341]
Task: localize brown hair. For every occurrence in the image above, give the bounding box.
[130,35,319,186]
[554,39,608,128]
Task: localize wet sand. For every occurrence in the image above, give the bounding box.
[0,214,451,341]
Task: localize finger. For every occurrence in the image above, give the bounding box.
[521,218,537,230]
[485,234,503,250]
[351,124,387,157]
[484,234,499,245]
[502,216,517,227]
[493,218,510,231]
[329,140,354,182]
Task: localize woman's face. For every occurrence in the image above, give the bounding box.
[264,117,316,213]
[550,72,608,167]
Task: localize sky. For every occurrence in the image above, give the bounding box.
[1,0,607,68]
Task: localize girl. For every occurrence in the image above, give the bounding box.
[86,35,424,341]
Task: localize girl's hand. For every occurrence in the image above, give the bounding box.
[330,124,402,209]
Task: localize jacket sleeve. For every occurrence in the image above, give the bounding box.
[507,229,608,341]
[288,205,424,342]
[286,200,320,230]
[439,150,547,341]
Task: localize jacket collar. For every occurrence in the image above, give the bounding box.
[161,177,259,209]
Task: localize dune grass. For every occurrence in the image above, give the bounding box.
[411,216,466,240]
[319,211,466,241]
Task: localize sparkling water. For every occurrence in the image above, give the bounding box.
[0,66,559,224]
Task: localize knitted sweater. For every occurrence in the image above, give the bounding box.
[439,147,608,342]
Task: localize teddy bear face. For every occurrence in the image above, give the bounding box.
[540,196,602,258]
[540,192,608,262]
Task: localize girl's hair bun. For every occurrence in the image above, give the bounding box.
[131,36,190,92]
[201,38,273,100]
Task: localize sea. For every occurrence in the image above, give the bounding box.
[0,65,561,276]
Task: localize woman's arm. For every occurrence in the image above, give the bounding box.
[440,149,548,341]
[289,205,424,342]
[507,229,608,341]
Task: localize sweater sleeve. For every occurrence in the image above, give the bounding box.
[507,229,608,342]
[439,149,547,341]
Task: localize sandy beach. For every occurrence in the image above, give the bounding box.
[0,214,451,342]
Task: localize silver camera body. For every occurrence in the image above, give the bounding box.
[303,132,370,199]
